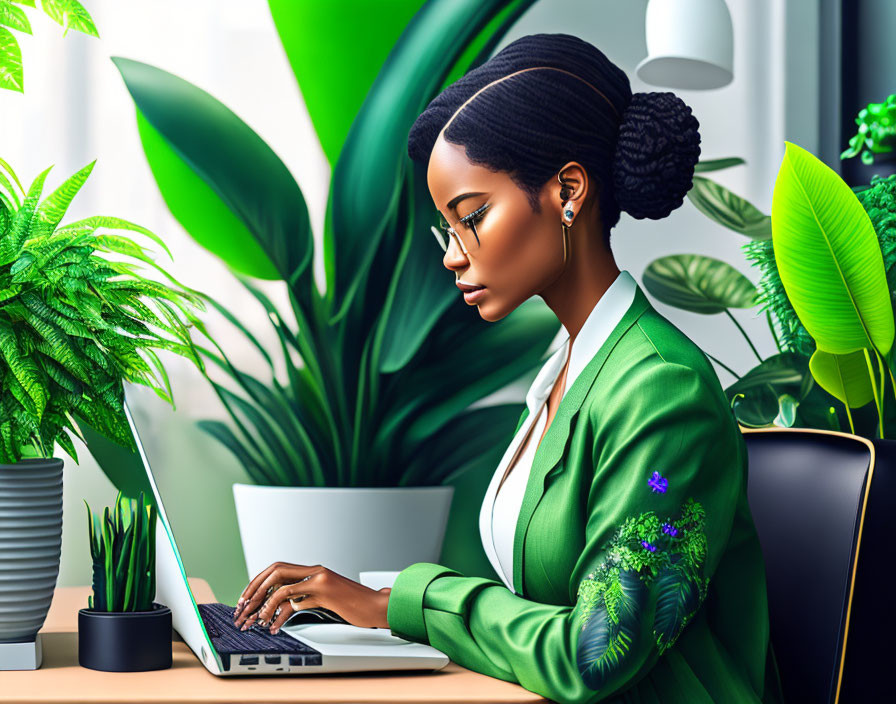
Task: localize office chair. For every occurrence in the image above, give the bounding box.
[741,427,894,703]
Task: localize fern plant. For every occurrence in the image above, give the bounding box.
[0,156,206,464]
[85,490,157,611]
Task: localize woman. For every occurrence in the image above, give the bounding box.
[232,33,785,704]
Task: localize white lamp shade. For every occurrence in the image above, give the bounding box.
[636,0,734,90]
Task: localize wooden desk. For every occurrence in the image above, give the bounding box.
[3,578,548,703]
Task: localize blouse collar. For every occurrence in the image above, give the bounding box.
[525,269,637,413]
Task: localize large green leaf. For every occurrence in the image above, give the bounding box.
[687,176,771,239]
[771,140,894,358]
[132,110,276,280]
[808,348,875,409]
[112,57,313,297]
[374,162,456,374]
[267,0,426,169]
[643,254,758,314]
[325,0,538,325]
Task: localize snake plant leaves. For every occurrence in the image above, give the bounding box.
[112,57,314,304]
[687,176,772,240]
[643,254,758,314]
[326,0,538,325]
[772,141,895,359]
[807,348,875,409]
[267,0,426,169]
[577,569,648,691]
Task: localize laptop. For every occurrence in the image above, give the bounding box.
[121,396,450,675]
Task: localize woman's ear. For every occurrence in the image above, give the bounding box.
[557,162,589,220]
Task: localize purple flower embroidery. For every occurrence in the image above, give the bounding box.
[662,522,678,537]
[648,471,668,494]
[641,540,658,552]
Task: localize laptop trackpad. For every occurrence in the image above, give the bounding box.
[284,623,411,646]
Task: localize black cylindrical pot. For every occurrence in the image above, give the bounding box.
[78,602,172,671]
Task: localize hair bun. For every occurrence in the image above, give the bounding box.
[611,91,701,220]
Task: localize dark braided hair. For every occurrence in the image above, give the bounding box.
[407,33,701,244]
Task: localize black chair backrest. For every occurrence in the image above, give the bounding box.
[741,428,892,703]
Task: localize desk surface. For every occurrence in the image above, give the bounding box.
[3,578,547,703]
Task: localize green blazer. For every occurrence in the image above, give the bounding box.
[386,282,787,704]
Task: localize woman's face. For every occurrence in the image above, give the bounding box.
[427,134,575,321]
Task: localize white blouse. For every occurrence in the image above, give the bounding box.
[478,269,637,593]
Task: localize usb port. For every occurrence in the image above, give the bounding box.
[239,655,259,665]
[264,655,281,664]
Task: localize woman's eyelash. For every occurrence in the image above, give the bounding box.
[459,203,490,229]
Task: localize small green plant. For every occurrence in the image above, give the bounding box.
[84,490,157,612]
[841,93,896,166]
[0,0,99,93]
[0,156,206,464]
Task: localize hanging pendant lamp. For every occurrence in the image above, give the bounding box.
[636,0,734,90]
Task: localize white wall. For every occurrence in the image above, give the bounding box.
[0,0,818,604]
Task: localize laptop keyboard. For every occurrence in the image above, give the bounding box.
[197,602,322,669]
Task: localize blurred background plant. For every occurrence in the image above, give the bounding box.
[840,93,896,166]
[112,0,564,579]
[0,156,207,473]
[84,489,156,611]
[0,0,98,93]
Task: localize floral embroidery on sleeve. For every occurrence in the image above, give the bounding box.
[573,470,708,691]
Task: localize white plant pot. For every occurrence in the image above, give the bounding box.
[232,485,454,583]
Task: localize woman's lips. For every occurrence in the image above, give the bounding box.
[463,287,487,303]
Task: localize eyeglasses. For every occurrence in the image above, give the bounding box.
[430,203,491,255]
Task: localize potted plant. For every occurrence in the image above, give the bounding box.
[112,0,560,586]
[78,490,171,672]
[638,140,896,441]
[0,156,205,670]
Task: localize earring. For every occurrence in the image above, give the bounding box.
[558,173,572,266]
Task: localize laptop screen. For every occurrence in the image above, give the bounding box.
[120,384,220,671]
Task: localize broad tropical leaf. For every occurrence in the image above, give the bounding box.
[771,141,894,359]
[112,57,314,304]
[643,254,758,314]
[808,348,875,409]
[687,175,771,239]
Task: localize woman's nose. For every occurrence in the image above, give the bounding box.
[443,236,469,270]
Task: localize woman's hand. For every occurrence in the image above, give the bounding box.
[231,562,392,633]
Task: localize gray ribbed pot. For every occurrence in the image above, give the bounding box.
[0,458,63,643]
